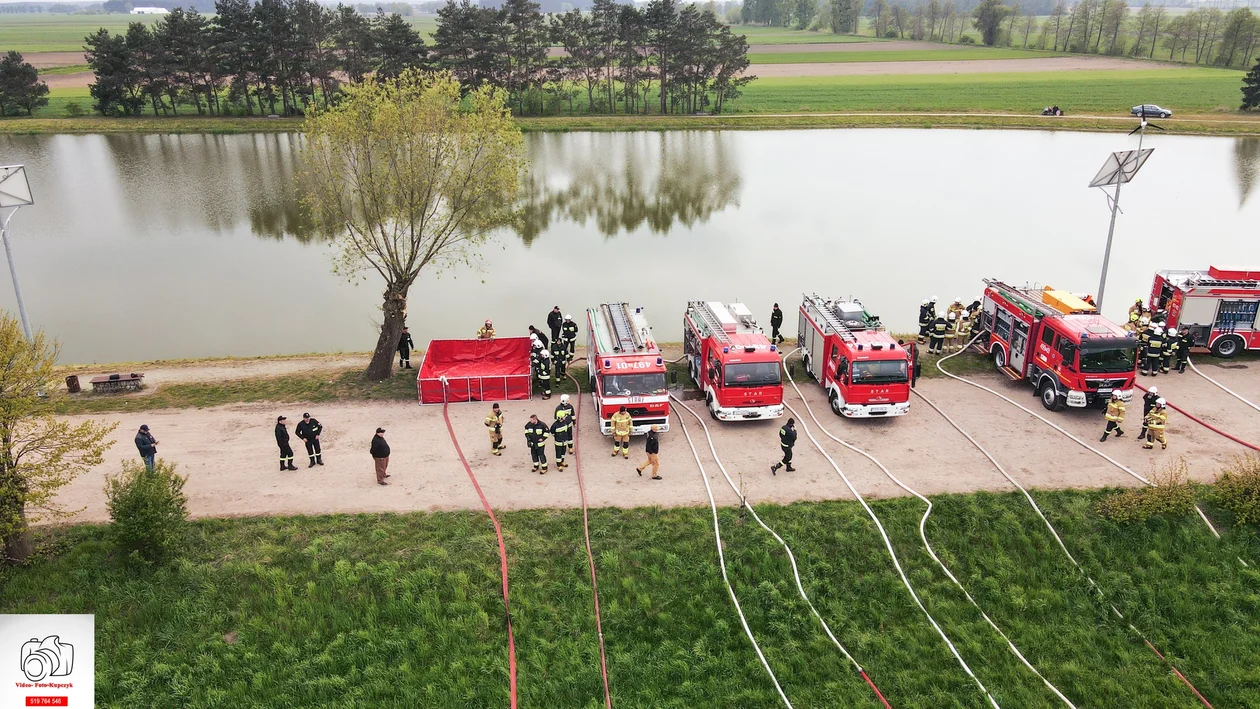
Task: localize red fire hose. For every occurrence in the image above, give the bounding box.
[567,372,615,709]
[1134,383,1260,453]
[441,394,518,709]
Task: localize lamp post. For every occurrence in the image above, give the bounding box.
[1088,138,1153,314]
[0,165,35,341]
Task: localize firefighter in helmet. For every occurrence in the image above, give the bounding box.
[1143,326,1165,377]
[555,394,576,453]
[1161,328,1177,374]
[947,297,965,322]
[478,319,495,339]
[1175,327,1194,373]
[1137,386,1159,440]
[1124,311,1140,333]
[610,405,633,458]
[929,314,948,355]
[955,307,973,351]
[525,414,550,473]
[550,337,570,377]
[561,314,579,354]
[1100,391,1125,442]
[1142,398,1169,450]
[551,409,571,469]
[944,311,959,353]
[917,300,933,344]
[533,348,553,400]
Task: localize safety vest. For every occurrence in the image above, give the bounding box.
[1147,335,1164,355]
[1105,399,1125,422]
[932,320,948,336]
[610,412,633,436]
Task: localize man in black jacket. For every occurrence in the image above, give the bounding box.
[296,413,324,467]
[547,306,564,343]
[561,314,578,354]
[134,424,158,471]
[770,304,785,345]
[275,416,297,471]
[771,418,797,474]
[371,427,390,485]
[635,425,662,480]
[525,414,550,474]
[397,327,415,369]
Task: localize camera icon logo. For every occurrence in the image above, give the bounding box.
[20,635,74,682]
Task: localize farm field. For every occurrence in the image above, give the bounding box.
[0,14,159,53]
[747,47,1065,64]
[4,492,1257,707]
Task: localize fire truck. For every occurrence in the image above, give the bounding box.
[682,301,785,421]
[977,279,1137,411]
[1149,267,1260,358]
[585,302,669,435]
[797,294,912,418]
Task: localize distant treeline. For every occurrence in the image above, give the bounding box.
[84,0,752,118]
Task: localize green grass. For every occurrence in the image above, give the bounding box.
[4,491,1258,706]
[0,14,159,54]
[748,47,1063,64]
[37,62,88,74]
[738,25,880,45]
[734,68,1247,114]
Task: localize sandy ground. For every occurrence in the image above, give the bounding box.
[50,355,1260,524]
[56,353,368,395]
[747,41,965,53]
[41,72,93,89]
[748,55,1175,77]
[26,51,84,68]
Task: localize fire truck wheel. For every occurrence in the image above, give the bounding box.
[802,353,812,378]
[1212,336,1243,359]
[1038,381,1064,411]
[829,390,843,416]
[992,347,1007,370]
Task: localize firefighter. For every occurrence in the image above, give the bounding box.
[295,412,324,467]
[477,319,495,339]
[1143,326,1164,377]
[1137,386,1159,440]
[533,348,553,400]
[547,306,564,343]
[530,333,545,359]
[770,303,785,345]
[965,299,981,322]
[529,325,549,349]
[943,311,958,353]
[947,297,965,322]
[1124,311,1140,333]
[1161,328,1177,374]
[1142,399,1169,450]
[275,415,298,471]
[770,418,797,474]
[551,337,570,377]
[525,414,550,473]
[955,308,973,350]
[1129,298,1145,320]
[562,314,579,354]
[1100,391,1126,442]
[927,296,938,320]
[917,299,933,344]
[1175,328,1193,374]
[555,394,576,453]
[1136,316,1152,364]
[551,410,572,469]
[610,405,633,458]
[929,315,948,355]
[485,403,505,456]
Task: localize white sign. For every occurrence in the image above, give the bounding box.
[0,614,94,708]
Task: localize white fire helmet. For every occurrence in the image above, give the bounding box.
[530,333,539,342]
[565,313,572,319]
[1157,398,1167,407]
[1169,328,1178,336]
[922,299,929,306]
[948,312,957,321]
[541,349,550,358]
[560,394,569,403]
[931,295,938,302]
[1153,326,1164,335]
[954,297,963,304]
[1149,386,1158,394]
[1140,315,1150,325]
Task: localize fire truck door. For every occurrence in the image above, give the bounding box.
[1010,321,1030,372]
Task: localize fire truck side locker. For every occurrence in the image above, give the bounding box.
[797,299,827,382]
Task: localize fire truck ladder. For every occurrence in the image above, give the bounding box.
[807,296,858,344]
[691,302,731,345]
[602,302,642,353]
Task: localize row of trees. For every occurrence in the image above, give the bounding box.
[85,0,752,117]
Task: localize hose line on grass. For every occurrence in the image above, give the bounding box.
[439,382,518,709]
[780,351,1076,709]
[670,403,795,709]
[668,392,894,709]
[779,350,1001,709]
[1188,356,1260,415]
[566,372,614,709]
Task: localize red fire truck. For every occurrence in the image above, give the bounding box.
[682,301,785,421]
[977,279,1137,411]
[585,302,669,435]
[797,294,912,418]
[1149,267,1260,358]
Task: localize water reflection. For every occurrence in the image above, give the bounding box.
[1236,138,1260,208]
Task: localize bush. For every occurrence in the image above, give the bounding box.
[1209,455,1260,525]
[104,459,189,564]
[959,35,977,44]
[63,101,85,117]
[1097,458,1196,523]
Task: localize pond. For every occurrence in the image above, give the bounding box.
[1,129,1257,363]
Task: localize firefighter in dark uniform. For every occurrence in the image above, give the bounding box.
[555,394,576,453]
[534,349,553,399]
[529,325,549,349]
[397,327,414,369]
[275,415,297,470]
[929,316,948,355]
[1136,386,1159,440]
[551,338,570,377]
[547,306,564,343]
[1162,328,1178,374]
[770,418,797,474]
[551,410,572,469]
[770,303,785,345]
[1175,327,1193,373]
[561,314,579,354]
[917,300,933,344]
[525,414,550,473]
[1143,326,1164,377]
[295,412,324,467]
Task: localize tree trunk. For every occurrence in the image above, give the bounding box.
[2,490,33,564]
[365,283,409,381]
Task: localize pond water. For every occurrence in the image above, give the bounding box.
[1,129,1258,364]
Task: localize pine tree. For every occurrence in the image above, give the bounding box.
[1243,55,1260,110]
[0,51,49,116]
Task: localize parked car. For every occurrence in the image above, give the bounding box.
[1131,104,1173,118]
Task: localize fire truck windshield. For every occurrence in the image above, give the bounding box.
[723,362,781,387]
[851,359,909,384]
[602,373,667,396]
[1079,348,1136,374]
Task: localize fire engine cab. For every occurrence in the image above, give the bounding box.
[585,302,669,435]
[1150,267,1260,358]
[682,301,785,421]
[978,279,1137,411]
[797,294,912,418]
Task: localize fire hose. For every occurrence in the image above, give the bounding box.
[777,355,1002,709]
[669,402,795,708]
[781,351,1076,709]
[439,378,518,709]
[565,372,614,709]
[1133,381,1260,454]
[926,343,1217,707]
[668,392,893,709]
[1188,357,1260,415]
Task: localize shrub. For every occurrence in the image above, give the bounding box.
[104,459,189,564]
[1209,454,1260,525]
[1097,458,1196,523]
[63,101,85,117]
[959,35,977,44]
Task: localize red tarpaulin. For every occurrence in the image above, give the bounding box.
[417,337,533,404]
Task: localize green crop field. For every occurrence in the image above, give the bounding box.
[0,14,158,54]
[3,491,1257,706]
[748,48,1064,64]
[738,25,881,45]
[735,69,1246,114]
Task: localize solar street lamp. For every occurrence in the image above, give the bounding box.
[1089,144,1153,314]
[0,165,35,341]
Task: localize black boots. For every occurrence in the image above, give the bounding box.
[771,463,795,475]
[309,458,316,468]
[287,463,298,470]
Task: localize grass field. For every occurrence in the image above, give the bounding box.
[739,24,880,45]
[747,47,1064,64]
[0,14,158,54]
[4,491,1258,706]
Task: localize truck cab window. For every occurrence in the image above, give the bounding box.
[1041,327,1056,347]
[1057,339,1077,369]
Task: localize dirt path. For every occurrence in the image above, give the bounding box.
[51,358,1260,523]
[57,353,369,395]
[748,55,1175,77]
[26,51,84,68]
[747,41,962,53]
